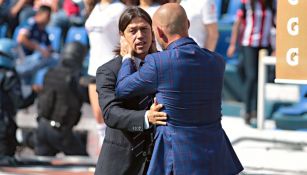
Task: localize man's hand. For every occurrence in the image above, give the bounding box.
[120,36,134,58]
[34,43,51,58]
[147,98,167,125]
[40,47,51,58]
[227,44,236,58]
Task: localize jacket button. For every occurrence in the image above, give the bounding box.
[142,152,147,157]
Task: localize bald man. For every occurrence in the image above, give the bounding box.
[116,3,243,175]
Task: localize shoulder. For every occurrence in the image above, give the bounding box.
[24,18,35,28]
[144,51,161,63]
[111,2,126,11]
[96,56,122,74]
[203,49,225,65]
[148,50,170,60]
[19,18,35,32]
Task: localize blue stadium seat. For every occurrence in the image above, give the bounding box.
[273,85,307,130]
[273,112,307,130]
[219,0,241,24]
[277,85,307,116]
[300,85,307,100]
[46,26,62,53]
[0,24,8,38]
[65,26,89,46]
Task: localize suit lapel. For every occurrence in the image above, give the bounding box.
[111,56,123,78]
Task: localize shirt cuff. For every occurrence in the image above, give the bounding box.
[122,54,132,62]
[144,111,150,129]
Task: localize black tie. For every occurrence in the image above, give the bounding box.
[139,61,144,68]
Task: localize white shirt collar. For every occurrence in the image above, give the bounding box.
[122,54,143,69]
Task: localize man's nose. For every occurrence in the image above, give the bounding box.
[136,30,144,38]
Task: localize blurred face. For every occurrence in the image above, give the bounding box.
[122,0,139,6]
[122,17,153,58]
[36,11,51,28]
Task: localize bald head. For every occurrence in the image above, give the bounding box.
[153,3,189,36]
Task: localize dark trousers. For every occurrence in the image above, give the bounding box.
[0,115,17,156]
[34,118,88,156]
[242,46,261,113]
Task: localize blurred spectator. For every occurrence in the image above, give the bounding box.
[227,0,276,125]
[178,0,219,51]
[34,41,88,156]
[139,0,160,17]
[121,0,138,6]
[49,0,87,38]
[83,0,98,19]
[16,5,58,90]
[139,0,163,51]
[0,0,35,37]
[0,38,35,165]
[85,0,126,146]
[0,38,20,165]
[33,0,59,11]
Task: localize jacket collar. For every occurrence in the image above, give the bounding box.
[166,37,197,50]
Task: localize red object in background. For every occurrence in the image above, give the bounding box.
[63,0,80,16]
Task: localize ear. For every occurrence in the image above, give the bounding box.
[156,27,164,40]
[119,31,124,37]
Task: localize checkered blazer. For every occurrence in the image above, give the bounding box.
[116,37,243,175]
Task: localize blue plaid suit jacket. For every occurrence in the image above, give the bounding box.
[116,37,243,175]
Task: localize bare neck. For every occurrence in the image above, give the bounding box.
[100,0,112,5]
[165,34,188,48]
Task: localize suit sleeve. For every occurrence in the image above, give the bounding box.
[116,55,158,99]
[96,65,147,132]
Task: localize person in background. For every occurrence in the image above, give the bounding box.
[0,38,35,166]
[85,0,126,147]
[34,41,88,156]
[49,0,87,37]
[139,0,160,17]
[122,0,138,6]
[0,0,34,37]
[16,5,58,91]
[83,0,97,19]
[227,0,276,125]
[173,0,219,51]
[139,0,166,51]
[95,6,167,175]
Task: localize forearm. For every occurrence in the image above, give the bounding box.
[204,23,219,51]
[229,19,242,47]
[10,0,27,17]
[103,103,146,132]
[97,66,147,132]
[116,57,157,98]
[18,34,38,51]
[205,34,218,52]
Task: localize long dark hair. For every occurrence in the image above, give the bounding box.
[118,6,152,34]
[114,6,154,55]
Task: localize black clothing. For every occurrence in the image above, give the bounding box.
[95,56,154,175]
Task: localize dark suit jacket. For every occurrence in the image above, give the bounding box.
[95,56,153,175]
